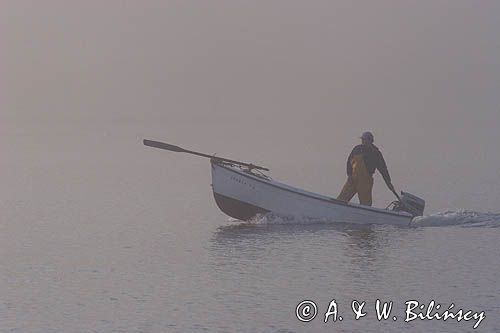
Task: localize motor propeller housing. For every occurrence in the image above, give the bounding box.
[398,191,426,216]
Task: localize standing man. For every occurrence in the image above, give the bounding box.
[337,131,395,206]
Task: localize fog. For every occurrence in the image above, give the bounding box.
[3,1,500,212]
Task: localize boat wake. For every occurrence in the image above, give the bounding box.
[411,210,500,228]
[228,210,500,228]
[229,213,313,225]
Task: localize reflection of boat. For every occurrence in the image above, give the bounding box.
[143,139,424,226]
[211,160,419,226]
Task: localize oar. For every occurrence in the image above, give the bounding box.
[143,139,269,171]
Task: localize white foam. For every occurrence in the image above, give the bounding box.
[228,210,500,228]
[412,210,500,227]
[240,213,323,225]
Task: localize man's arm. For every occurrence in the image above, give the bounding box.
[377,150,394,190]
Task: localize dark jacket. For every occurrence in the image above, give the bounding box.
[346,144,391,185]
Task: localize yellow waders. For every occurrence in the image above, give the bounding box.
[337,154,374,206]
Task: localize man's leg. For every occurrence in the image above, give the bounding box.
[337,177,357,202]
[357,176,374,206]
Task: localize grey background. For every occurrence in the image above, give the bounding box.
[3,1,500,212]
[2,2,500,332]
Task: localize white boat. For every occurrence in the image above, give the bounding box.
[144,139,425,226]
[211,160,422,226]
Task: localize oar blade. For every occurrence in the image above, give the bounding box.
[143,139,185,153]
[143,139,269,171]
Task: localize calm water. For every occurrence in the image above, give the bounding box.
[1,130,499,333]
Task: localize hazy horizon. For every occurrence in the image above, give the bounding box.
[3,1,500,212]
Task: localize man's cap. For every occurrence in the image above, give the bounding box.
[360,131,374,142]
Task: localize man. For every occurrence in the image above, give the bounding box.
[337,131,395,206]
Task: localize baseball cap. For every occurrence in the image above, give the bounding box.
[360,131,374,142]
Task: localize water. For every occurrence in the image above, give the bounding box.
[1,130,499,333]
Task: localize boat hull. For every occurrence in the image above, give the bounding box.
[211,161,413,226]
[213,192,269,220]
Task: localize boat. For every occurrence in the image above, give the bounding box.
[211,159,425,226]
[144,139,425,226]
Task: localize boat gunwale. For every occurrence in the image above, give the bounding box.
[211,160,413,219]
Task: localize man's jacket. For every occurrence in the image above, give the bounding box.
[346,144,391,185]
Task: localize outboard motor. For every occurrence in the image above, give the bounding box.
[392,191,425,216]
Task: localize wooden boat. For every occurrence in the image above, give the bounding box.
[211,160,419,225]
[144,140,425,226]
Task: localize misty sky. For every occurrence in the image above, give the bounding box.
[2,1,500,212]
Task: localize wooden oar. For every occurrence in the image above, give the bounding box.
[143,139,269,171]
